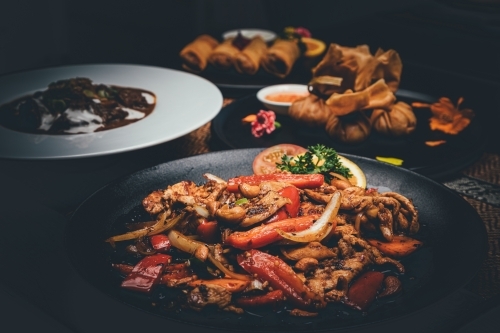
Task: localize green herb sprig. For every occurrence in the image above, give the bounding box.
[276,144,352,182]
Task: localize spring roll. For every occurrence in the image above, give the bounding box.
[179,34,219,73]
[234,36,267,75]
[261,39,300,78]
[208,38,240,70]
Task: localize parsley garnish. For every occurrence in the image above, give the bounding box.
[276,144,352,182]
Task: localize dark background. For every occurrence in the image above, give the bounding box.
[1,0,499,152]
[1,0,500,80]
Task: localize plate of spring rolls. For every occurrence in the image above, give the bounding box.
[178,30,320,90]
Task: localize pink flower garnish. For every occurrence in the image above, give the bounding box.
[295,27,311,38]
[251,110,277,138]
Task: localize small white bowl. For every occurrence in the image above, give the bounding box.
[222,29,277,43]
[256,84,309,115]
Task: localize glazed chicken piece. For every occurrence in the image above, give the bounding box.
[304,185,417,241]
[186,284,232,311]
[240,190,291,227]
[299,201,325,216]
[306,250,372,301]
[142,179,227,215]
[281,242,338,261]
[142,190,165,215]
[306,230,405,303]
[215,187,292,227]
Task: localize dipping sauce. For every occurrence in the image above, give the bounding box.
[0,77,156,135]
[265,92,309,103]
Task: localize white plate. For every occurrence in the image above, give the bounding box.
[0,64,223,160]
[222,29,277,43]
[256,84,309,115]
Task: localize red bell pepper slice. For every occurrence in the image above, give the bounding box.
[149,234,171,252]
[227,173,324,192]
[266,186,300,223]
[121,254,171,293]
[344,271,385,311]
[237,249,324,309]
[160,262,193,284]
[235,289,284,308]
[196,219,219,243]
[224,215,319,250]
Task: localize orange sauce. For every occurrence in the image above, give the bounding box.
[265,92,309,103]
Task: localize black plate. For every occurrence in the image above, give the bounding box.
[66,149,487,333]
[211,90,487,180]
[177,55,317,92]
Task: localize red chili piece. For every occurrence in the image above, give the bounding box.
[235,289,284,308]
[237,249,323,309]
[344,271,385,311]
[149,234,171,252]
[226,174,324,192]
[224,215,318,250]
[121,254,171,293]
[196,219,219,243]
[266,186,300,223]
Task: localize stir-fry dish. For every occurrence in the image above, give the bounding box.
[0,77,156,134]
[106,144,422,316]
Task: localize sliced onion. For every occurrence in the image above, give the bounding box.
[106,210,175,244]
[168,230,252,281]
[354,212,363,233]
[246,279,264,291]
[207,253,252,281]
[193,205,209,218]
[203,173,227,184]
[275,191,341,243]
[168,230,206,257]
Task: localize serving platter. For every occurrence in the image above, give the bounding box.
[0,64,223,159]
[211,90,487,180]
[180,58,314,92]
[65,148,487,332]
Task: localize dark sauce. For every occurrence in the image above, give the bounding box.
[0,77,156,135]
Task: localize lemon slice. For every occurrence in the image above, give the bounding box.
[289,152,366,188]
[339,155,367,188]
[302,37,326,57]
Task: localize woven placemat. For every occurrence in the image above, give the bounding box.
[459,154,500,299]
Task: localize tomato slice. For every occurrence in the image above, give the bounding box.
[252,144,308,175]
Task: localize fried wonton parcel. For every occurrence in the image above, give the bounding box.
[208,38,240,70]
[180,34,219,72]
[372,48,403,93]
[325,79,396,116]
[234,36,267,75]
[412,97,474,135]
[288,94,332,127]
[371,101,417,136]
[308,75,344,98]
[261,39,301,78]
[325,111,372,144]
[311,44,380,93]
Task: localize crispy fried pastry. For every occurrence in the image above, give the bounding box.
[179,34,219,72]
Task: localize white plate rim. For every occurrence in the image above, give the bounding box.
[256,83,309,106]
[0,64,223,160]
